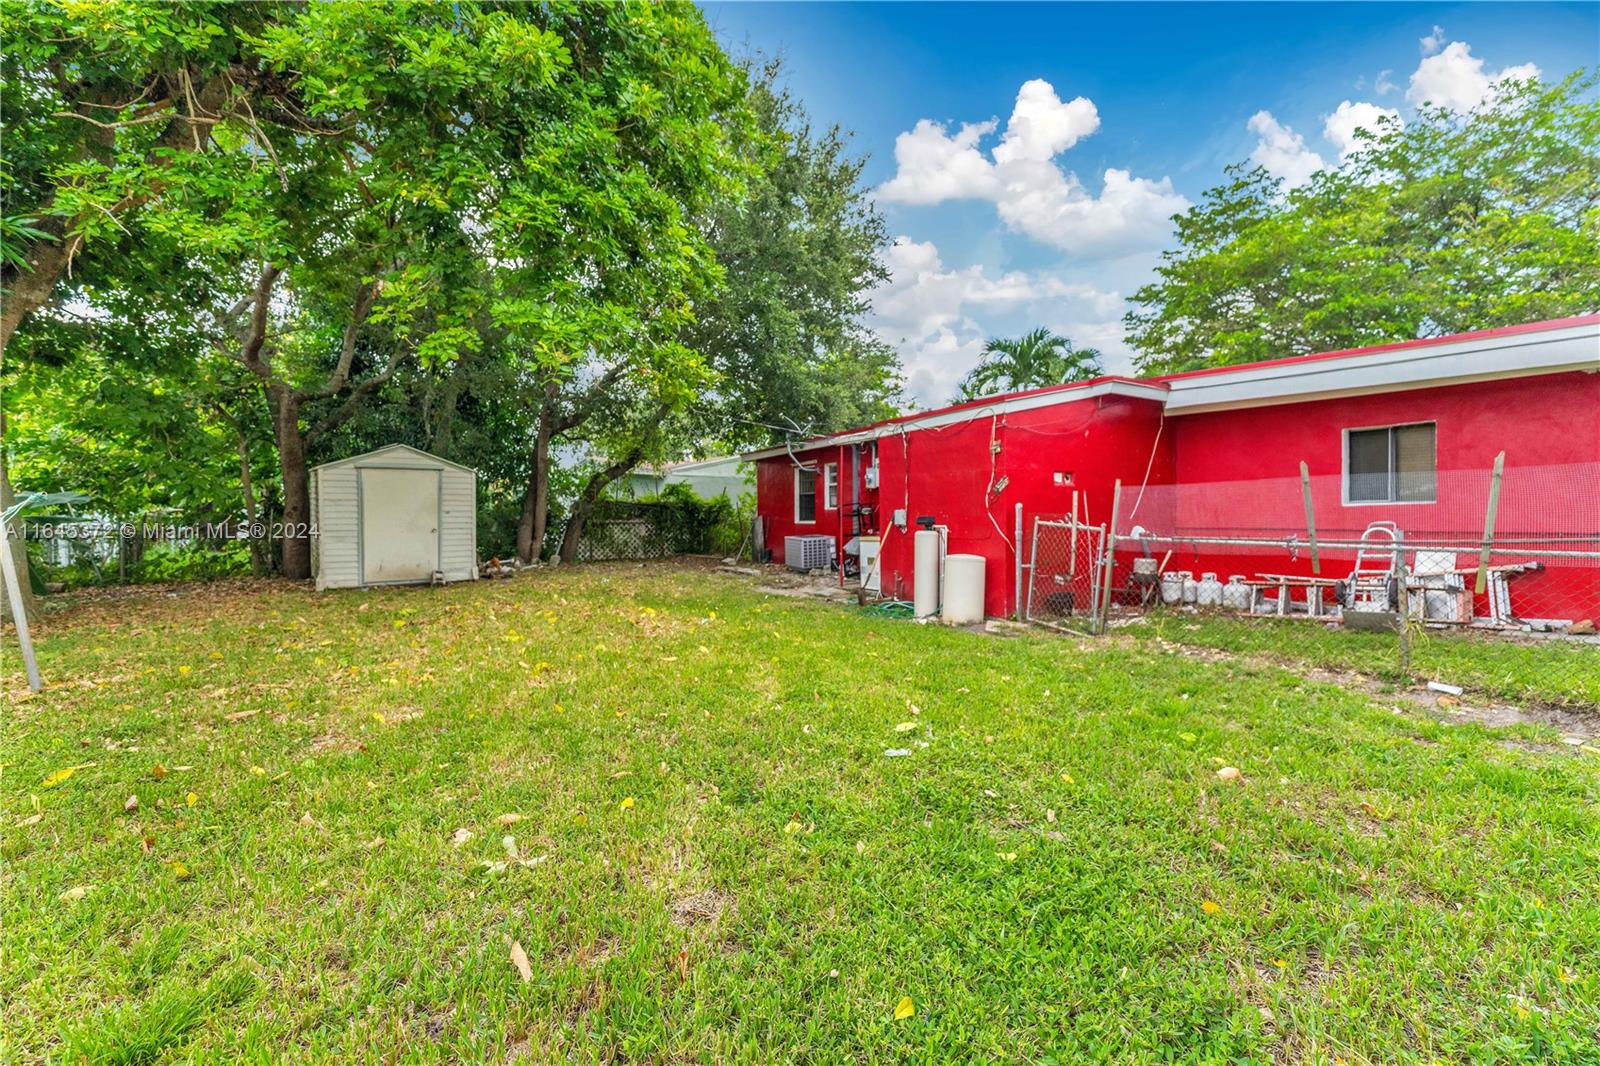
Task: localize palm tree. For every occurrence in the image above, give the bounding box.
[955,328,1104,401]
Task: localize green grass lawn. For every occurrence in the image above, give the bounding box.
[1126,613,1600,708]
[5,564,1598,1064]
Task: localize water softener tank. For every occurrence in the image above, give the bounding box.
[941,554,986,624]
[1197,572,1223,607]
[913,529,941,618]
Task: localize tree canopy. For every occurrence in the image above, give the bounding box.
[955,328,1104,401]
[1127,74,1600,374]
[2,4,902,587]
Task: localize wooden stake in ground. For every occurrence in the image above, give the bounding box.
[1098,479,1123,635]
[1300,460,1320,575]
[1475,451,1506,597]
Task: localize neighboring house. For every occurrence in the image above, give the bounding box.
[619,456,751,501]
[745,315,1600,622]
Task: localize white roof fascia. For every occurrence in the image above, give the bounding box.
[1164,320,1600,415]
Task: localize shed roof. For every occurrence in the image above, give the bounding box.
[310,443,478,475]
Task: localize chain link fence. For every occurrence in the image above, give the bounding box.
[1020,460,1600,674]
[1024,519,1103,633]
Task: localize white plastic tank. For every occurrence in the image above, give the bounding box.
[1197,572,1223,607]
[913,529,942,618]
[1160,571,1184,605]
[941,554,986,624]
[1222,575,1251,610]
[1181,571,1198,604]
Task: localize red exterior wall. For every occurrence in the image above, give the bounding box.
[1150,371,1600,621]
[758,392,1173,618]
[756,368,1599,622]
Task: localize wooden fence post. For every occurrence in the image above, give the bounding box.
[1098,479,1123,635]
[1300,461,1320,575]
[1475,451,1506,596]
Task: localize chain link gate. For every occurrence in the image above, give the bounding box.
[1025,518,1105,633]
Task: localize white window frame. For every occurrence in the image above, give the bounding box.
[823,462,839,510]
[1341,421,1437,506]
[794,466,818,523]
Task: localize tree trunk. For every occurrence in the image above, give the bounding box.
[515,383,558,564]
[558,446,649,565]
[0,425,37,626]
[234,422,268,577]
[270,385,313,580]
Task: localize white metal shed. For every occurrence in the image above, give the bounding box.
[309,444,477,591]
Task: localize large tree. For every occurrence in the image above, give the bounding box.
[678,60,902,450]
[1127,74,1600,374]
[955,328,1103,401]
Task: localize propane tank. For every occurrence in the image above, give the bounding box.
[1222,575,1251,610]
[1197,572,1223,607]
[913,529,941,618]
[1181,571,1198,604]
[1160,571,1184,605]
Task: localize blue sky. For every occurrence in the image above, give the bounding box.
[699,2,1600,403]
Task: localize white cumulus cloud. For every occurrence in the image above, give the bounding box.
[1407,40,1541,111]
[867,236,1131,404]
[1419,25,1446,56]
[878,79,1188,258]
[1247,110,1325,187]
[1323,100,1402,159]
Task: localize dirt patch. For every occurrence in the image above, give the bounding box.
[1148,637,1600,750]
[669,888,732,929]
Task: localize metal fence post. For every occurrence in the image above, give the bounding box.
[1014,502,1023,620]
[1097,479,1122,635]
[1395,532,1411,675]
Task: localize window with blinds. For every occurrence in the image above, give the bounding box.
[1346,423,1436,503]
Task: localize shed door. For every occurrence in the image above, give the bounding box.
[360,468,440,584]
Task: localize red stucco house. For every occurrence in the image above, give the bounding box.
[745,315,1600,623]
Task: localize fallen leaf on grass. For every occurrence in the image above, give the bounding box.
[502,835,519,859]
[151,765,168,779]
[1045,809,1056,823]
[16,812,44,828]
[893,722,918,733]
[1436,694,1461,708]
[496,813,524,826]
[510,941,532,983]
[783,820,803,834]
[59,885,91,902]
[1000,852,1018,862]
[675,948,690,980]
[124,795,139,812]
[169,861,192,880]
[451,828,473,848]
[185,792,198,807]
[893,996,915,1020]
[1059,772,1074,784]
[43,764,94,787]
[224,708,260,722]
[1216,766,1242,782]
